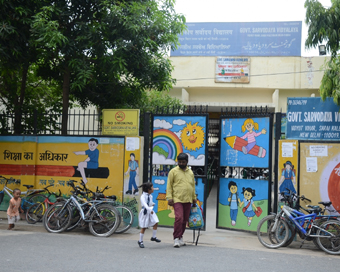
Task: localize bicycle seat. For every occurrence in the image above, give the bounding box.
[318,201,332,207]
[23,185,34,189]
[307,205,322,213]
[107,195,117,201]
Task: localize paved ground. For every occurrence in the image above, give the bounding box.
[0,184,337,259]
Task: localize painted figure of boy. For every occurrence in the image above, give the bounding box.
[125,153,139,195]
[228,181,240,226]
[74,138,99,184]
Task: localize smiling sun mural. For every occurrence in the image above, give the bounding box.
[152,116,206,166]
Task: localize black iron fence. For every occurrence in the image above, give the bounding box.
[0,109,102,135]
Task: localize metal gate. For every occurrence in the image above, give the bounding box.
[216,107,274,232]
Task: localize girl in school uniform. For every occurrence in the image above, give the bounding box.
[138,182,160,248]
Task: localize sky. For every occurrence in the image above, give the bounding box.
[174,0,331,57]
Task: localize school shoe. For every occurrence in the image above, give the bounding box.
[138,241,144,248]
[150,237,161,242]
[173,238,180,248]
[125,190,132,195]
[179,237,186,246]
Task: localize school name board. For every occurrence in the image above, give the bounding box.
[286,97,340,140]
[102,109,140,136]
[171,21,302,57]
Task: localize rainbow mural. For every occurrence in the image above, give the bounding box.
[153,129,183,160]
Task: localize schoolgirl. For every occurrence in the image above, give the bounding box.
[138,182,161,248]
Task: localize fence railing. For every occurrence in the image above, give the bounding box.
[0,109,102,135]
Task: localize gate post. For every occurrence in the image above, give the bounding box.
[143,112,151,183]
[273,112,282,213]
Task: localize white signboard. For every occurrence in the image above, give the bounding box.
[215,57,250,83]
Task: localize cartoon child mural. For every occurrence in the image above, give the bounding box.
[228,181,240,226]
[279,160,296,196]
[73,138,99,184]
[239,187,258,226]
[125,153,139,195]
[240,118,266,155]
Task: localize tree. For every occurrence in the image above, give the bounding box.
[31,0,186,134]
[305,0,340,105]
[0,0,57,134]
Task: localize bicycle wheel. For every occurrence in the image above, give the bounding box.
[316,220,340,255]
[26,203,45,224]
[257,214,289,249]
[89,204,120,237]
[65,207,82,232]
[114,205,134,234]
[280,219,297,247]
[43,203,71,233]
[25,193,47,210]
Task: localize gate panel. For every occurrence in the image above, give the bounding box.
[150,114,208,228]
[217,115,272,232]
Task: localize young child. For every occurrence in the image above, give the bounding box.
[138,182,160,248]
[7,188,24,230]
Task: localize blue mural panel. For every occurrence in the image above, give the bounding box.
[171,22,302,57]
[152,115,207,166]
[220,117,270,168]
[218,178,268,231]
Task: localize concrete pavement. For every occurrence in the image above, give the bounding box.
[0,184,335,258]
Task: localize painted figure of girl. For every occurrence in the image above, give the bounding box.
[279,161,296,196]
[239,187,258,226]
[240,118,266,154]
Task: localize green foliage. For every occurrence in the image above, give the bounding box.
[305,0,340,105]
[31,0,186,111]
[137,89,184,113]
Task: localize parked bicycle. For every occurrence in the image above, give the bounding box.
[0,175,47,211]
[43,181,120,237]
[79,181,134,234]
[26,188,62,224]
[257,190,340,255]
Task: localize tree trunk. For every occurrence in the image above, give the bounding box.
[62,65,70,135]
[14,65,29,134]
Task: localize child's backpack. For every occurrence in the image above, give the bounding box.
[188,204,204,245]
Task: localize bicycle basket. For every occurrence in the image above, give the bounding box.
[0,191,4,205]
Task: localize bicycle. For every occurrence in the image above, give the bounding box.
[278,189,338,248]
[79,181,134,234]
[257,201,340,255]
[43,181,121,237]
[0,175,47,212]
[26,188,62,224]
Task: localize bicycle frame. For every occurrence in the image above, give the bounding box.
[275,206,337,238]
[60,195,104,223]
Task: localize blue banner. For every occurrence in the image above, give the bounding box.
[171,21,302,57]
[286,97,340,140]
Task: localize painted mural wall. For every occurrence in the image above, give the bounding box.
[0,135,133,213]
[299,142,340,215]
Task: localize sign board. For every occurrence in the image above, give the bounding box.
[171,21,302,57]
[286,97,340,140]
[215,57,250,83]
[102,109,140,136]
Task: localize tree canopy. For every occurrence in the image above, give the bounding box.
[305,0,340,105]
[0,0,186,134]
